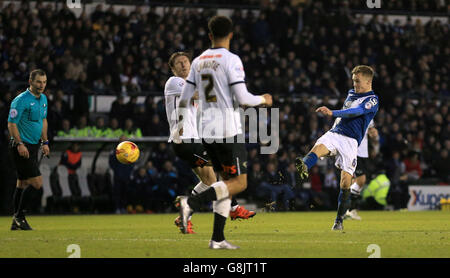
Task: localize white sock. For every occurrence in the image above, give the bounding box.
[211,181,229,200]
[213,198,232,218]
[231,205,239,212]
[191,182,209,196]
[350,182,361,195]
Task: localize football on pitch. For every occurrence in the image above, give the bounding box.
[115,141,140,164]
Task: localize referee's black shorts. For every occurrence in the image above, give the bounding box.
[10,142,41,180]
[354,156,370,178]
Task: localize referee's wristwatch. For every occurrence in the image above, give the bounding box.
[41,140,49,145]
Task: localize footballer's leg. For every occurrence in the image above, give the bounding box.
[11,179,27,230]
[345,174,365,220]
[13,176,42,230]
[332,170,353,231]
[176,138,247,247]
[295,143,331,179]
[173,142,213,233]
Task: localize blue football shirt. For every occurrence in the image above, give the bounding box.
[330,89,379,145]
[8,89,48,144]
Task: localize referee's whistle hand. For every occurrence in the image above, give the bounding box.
[17,144,29,159]
[42,145,50,156]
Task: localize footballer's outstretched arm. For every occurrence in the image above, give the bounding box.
[317,97,378,118]
[331,106,366,118]
[232,82,272,107]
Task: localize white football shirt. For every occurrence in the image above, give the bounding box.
[357,120,375,158]
[164,76,199,142]
[181,47,261,139]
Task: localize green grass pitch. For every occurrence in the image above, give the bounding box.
[0,211,449,258]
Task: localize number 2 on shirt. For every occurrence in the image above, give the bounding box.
[201,74,216,102]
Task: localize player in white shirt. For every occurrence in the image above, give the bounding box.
[164,52,256,234]
[344,121,379,220]
[174,16,272,249]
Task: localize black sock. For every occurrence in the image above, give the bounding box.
[231,197,238,207]
[349,193,360,211]
[211,213,226,242]
[13,187,24,215]
[336,189,350,222]
[16,186,37,218]
[187,187,217,211]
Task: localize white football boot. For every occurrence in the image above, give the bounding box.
[209,240,240,250]
[174,196,193,234]
[345,209,362,220]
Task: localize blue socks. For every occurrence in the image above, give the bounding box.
[303,152,318,170]
[336,189,351,222]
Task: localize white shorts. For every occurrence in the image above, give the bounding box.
[315,131,358,175]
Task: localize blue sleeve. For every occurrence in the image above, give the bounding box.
[332,107,365,118]
[332,96,378,118]
[8,97,25,123]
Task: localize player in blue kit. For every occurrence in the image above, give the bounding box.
[295,65,379,230]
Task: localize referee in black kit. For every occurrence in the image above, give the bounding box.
[7,69,50,230]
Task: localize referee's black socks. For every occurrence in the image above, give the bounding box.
[13,187,24,215]
[15,186,38,218]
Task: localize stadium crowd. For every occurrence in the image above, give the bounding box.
[0,0,449,213]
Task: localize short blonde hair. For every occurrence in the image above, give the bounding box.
[351,65,374,79]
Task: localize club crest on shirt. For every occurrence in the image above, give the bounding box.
[365,97,378,109]
[9,109,18,118]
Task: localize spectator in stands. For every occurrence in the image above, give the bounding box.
[125,95,138,119]
[308,166,330,210]
[110,95,127,125]
[149,143,174,171]
[145,161,159,180]
[72,72,91,120]
[128,167,155,214]
[247,162,264,201]
[104,118,123,138]
[153,161,178,212]
[146,114,166,136]
[71,115,90,137]
[403,151,423,181]
[123,118,142,138]
[433,149,450,183]
[57,119,72,137]
[59,142,82,199]
[258,162,295,211]
[385,150,409,209]
[109,136,135,214]
[90,116,107,137]
[323,167,339,210]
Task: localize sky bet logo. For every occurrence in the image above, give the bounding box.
[366,0,381,9]
[67,0,81,9]
[411,190,450,209]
